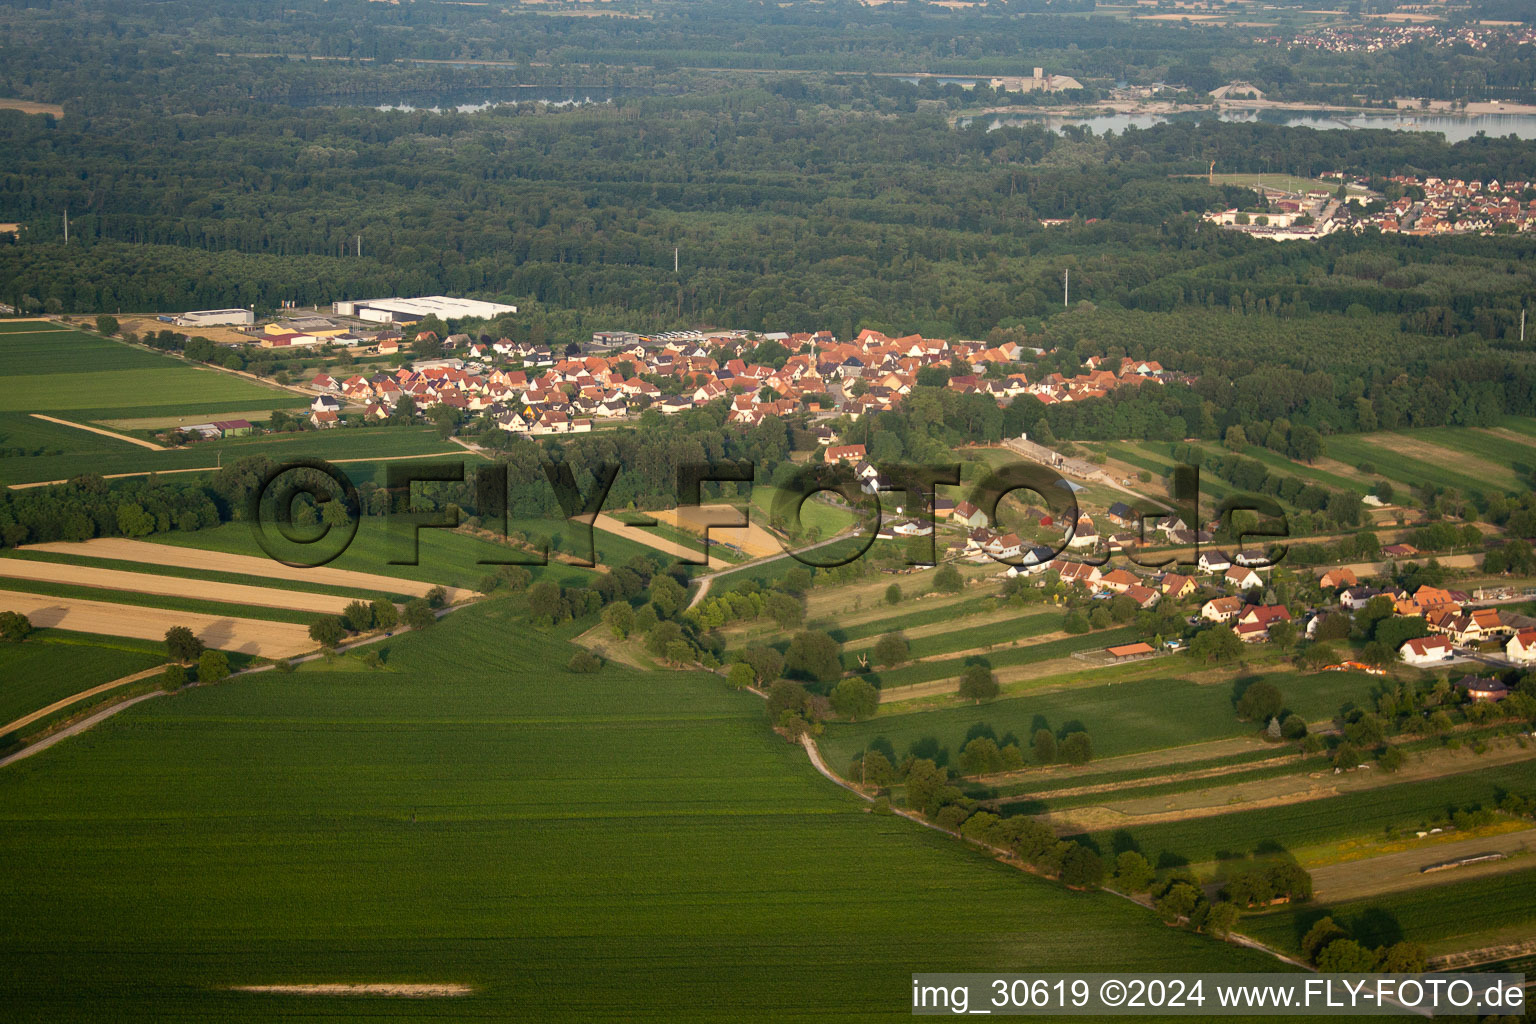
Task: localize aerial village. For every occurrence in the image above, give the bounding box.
[1203,174,1536,241]
[290,325,1169,435]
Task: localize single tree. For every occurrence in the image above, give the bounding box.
[872,632,910,667]
[884,583,902,606]
[566,651,601,673]
[371,599,399,631]
[309,615,347,648]
[726,662,755,689]
[95,314,120,336]
[958,663,999,703]
[403,598,435,630]
[830,678,879,721]
[0,610,32,642]
[197,649,231,684]
[161,663,187,692]
[1032,728,1057,764]
[164,625,204,663]
[342,600,374,632]
[1059,731,1093,766]
[1059,844,1105,889]
[933,564,963,594]
[1234,684,1284,724]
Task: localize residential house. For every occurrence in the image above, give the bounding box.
[952,500,988,529]
[1201,596,1244,623]
[1506,629,1536,666]
[1400,635,1455,666]
[1455,675,1510,702]
[1225,565,1263,591]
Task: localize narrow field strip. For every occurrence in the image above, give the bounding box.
[0,665,167,738]
[230,984,474,998]
[1,549,405,602]
[28,413,165,450]
[0,558,364,615]
[20,538,467,601]
[0,589,315,657]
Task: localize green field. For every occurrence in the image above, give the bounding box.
[0,633,165,730]
[749,484,856,538]
[1238,868,1536,957]
[0,600,1281,1021]
[148,519,595,592]
[1325,424,1536,499]
[822,667,1387,772]
[1093,758,1536,867]
[0,421,465,485]
[0,325,290,417]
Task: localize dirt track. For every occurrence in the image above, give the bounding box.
[0,557,363,614]
[591,514,709,563]
[29,414,164,450]
[0,589,314,657]
[20,538,466,602]
[0,665,166,738]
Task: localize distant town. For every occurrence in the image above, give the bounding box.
[1204,173,1536,240]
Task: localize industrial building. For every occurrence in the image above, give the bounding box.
[331,296,518,324]
[175,308,255,327]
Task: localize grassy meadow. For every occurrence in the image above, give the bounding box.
[0,600,1282,1022]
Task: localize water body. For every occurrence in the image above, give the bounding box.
[288,86,641,113]
[966,107,1536,142]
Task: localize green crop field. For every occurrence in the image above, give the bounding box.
[1324,426,1536,498]
[868,625,1143,689]
[0,600,1281,1021]
[0,325,290,417]
[148,519,595,592]
[750,484,856,538]
[1093,758,1536,867]
[823,667,1388,772]
[1238,868,1536,957]
[0,423,466,485]
[0,633,165,730]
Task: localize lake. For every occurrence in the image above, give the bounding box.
[965,107,1536,142]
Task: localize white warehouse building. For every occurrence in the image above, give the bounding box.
[175,308,255,327]
[332,296,518,324]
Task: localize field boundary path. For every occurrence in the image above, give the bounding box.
[0,665,166,738]
[29,413,165,450]
[0,598,478,770]
[0,691,166,769]
[686,529,858,609]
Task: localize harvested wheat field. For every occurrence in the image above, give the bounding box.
[652,504,783,558]
[0,557,364,615]
[21,538,467,602]
[0,589,313,657]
